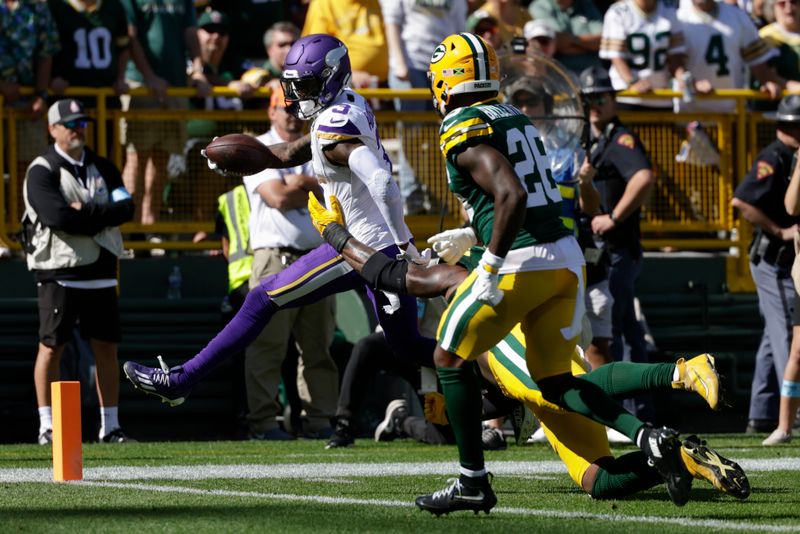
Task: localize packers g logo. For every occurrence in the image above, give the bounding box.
[431,44,446,64]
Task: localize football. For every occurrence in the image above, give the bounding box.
[203,134,273,176]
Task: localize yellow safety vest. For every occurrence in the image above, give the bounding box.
[217,185,253,292]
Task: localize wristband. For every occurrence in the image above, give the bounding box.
[480,249,505,274]
[322,222,352,253]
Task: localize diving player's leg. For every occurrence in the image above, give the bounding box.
[123,244,361,403]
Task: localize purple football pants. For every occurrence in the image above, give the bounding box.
[179,243,435,386]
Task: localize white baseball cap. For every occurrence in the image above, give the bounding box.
[524,20,556,41]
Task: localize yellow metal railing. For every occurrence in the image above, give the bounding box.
[2,86,787,292]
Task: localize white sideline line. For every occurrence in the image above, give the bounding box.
[1,457,799,483]
[79,481,799,533]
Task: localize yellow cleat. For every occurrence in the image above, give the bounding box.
[680,434,750,499]
[671,353,720,410]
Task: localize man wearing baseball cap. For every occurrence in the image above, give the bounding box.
[733,94,800,435]
[24,98,135,445]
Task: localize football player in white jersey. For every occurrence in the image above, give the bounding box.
[676,0,798,113]
[600,0,688,108]
[123,34,437,407]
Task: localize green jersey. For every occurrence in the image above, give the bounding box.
[439,100,571,250]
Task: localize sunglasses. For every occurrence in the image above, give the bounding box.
[60,119,89,129]
[531,36,554,45]
[777,0,799,7]
[203,25,229,35]
[587,94,612,105]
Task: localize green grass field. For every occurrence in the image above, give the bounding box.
[1,435,798,533]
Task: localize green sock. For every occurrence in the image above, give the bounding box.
[591,451,663,499]
[540,373,644,442]
[579,362,675,401]
[437,364,484,472]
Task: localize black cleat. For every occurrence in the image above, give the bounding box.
[374,399,408,442]
[681,434,751,499]
[325,417,354,449]
[415,476,497,516]
[641,426,693,506]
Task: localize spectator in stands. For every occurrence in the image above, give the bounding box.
[732,94,800,434]
[759,0,800,86]
[467,11,505,53]
[198,0,288,71]
[23,99,135,444]
[181,9,255,240]
[470,0,532,46]
[0,1,60,169]
[239,22,301,89]
[242,86,337,440]
[48,0,130,106]
[528,0,603,74]
[120,0,211,230]
[522,20,558,58]
[676,0,796,114]
[303,0,389,91]
[763,135,800,445]
[381,0,467,215]
[579,66,657,421]
[600,0,688,110]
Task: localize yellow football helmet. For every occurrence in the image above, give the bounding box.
[428,33,501,116]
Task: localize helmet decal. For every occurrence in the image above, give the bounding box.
[431,44,446,64]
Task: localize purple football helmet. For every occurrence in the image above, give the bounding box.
[280,34,352,120]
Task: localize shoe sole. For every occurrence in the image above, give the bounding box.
[415,497,497,516]
[374,399,407,442]
[122,364,186,407]
[681,435,751,499]
[652,430,693,506]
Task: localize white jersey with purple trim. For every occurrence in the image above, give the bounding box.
[310,89,402,250]
[600,0,686,108]
[676,2,775,113]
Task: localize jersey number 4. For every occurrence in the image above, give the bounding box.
[507,125,562,208]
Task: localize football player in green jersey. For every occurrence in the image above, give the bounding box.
[407,32,693,514]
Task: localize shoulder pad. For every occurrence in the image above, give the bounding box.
[439,106,493,157]
[315,102,369,143]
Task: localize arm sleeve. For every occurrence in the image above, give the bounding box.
[599,6,626,60]
[740,10,777,66]
[348,145,412,245]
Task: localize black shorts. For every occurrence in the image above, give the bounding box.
[37,282,121,347]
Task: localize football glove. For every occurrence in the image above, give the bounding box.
[307,192,345,235]
[427,227,477,265]
[472,250,504,307]
[424,392,449,426]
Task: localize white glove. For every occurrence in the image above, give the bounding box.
[472,250,504,306]
[427,227,477,265]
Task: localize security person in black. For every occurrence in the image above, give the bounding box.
[733,94,800,434]
[23,99,135,444]
[578,65,657,421]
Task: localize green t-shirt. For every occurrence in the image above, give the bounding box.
[121,0,196,86]
[439,100,571,250]
[529,0,603,73]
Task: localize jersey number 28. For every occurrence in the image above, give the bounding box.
[507,125,562,207]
